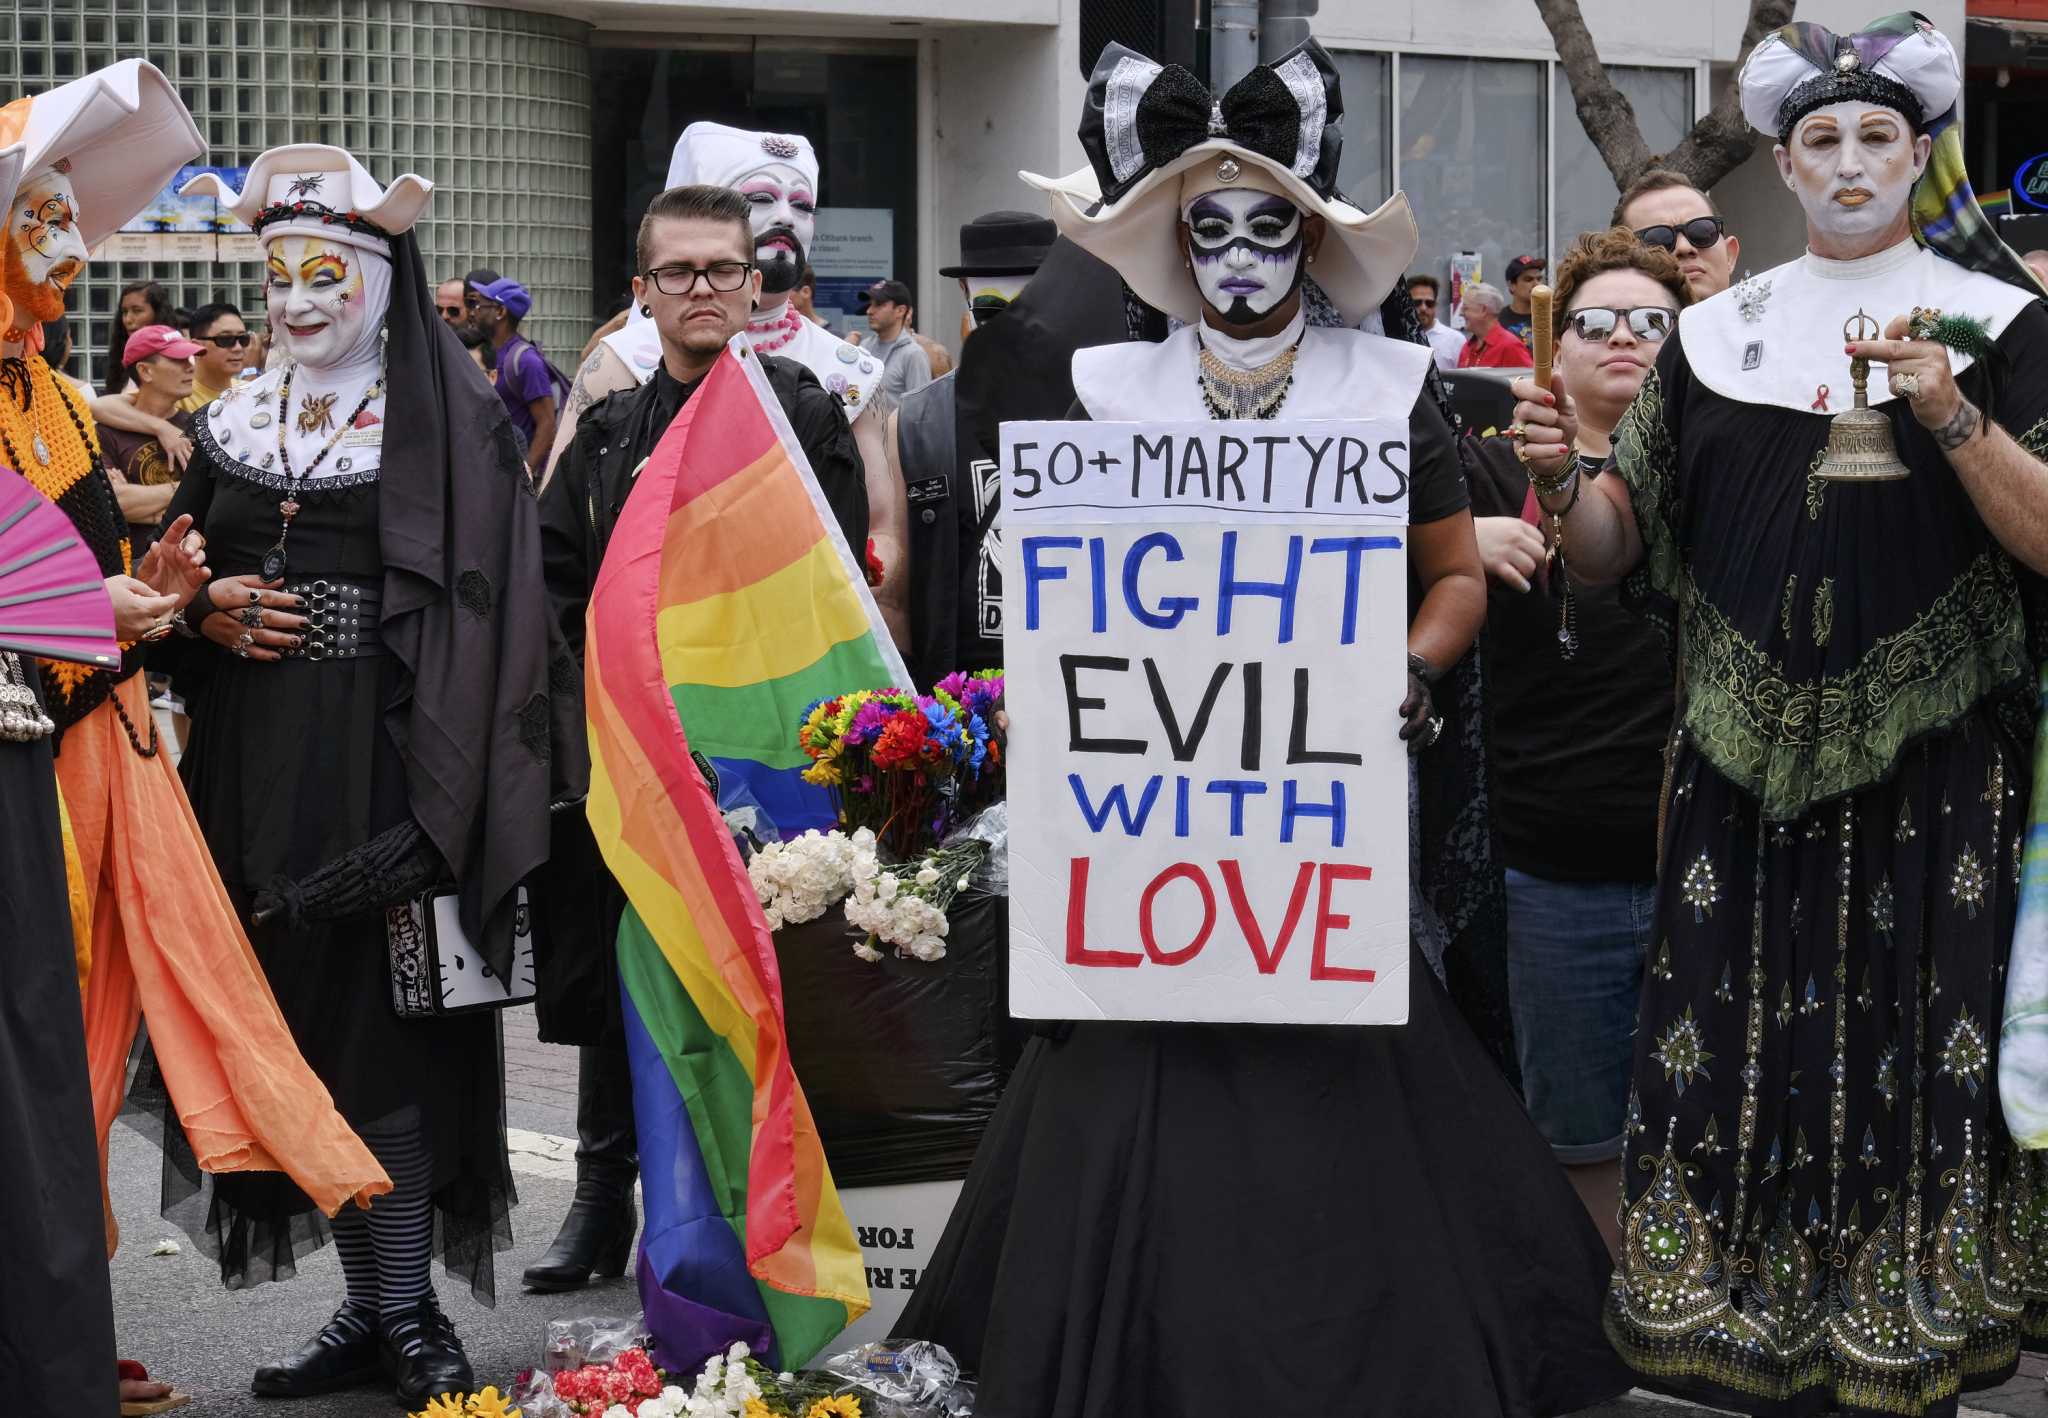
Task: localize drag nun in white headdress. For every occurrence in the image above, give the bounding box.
[896,39,1632,1418]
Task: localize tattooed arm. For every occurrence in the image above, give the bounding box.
[540,344,635,492]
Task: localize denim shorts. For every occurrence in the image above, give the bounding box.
[1503,868,1654,1165]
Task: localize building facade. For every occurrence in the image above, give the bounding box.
[0,0,1976,388]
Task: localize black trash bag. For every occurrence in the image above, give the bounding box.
[772,885,1018,1189]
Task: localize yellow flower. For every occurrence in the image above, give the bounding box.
[465,1388,523,1418]
[805,1397,863,1418]
[743,1400,778,1418]
[408,1397,470,1418]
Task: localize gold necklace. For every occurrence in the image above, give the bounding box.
[1197,333,1302,420]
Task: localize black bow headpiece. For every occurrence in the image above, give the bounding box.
[1079,40,1345,207]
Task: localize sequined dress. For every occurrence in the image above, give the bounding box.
[1605,305,2048,1417]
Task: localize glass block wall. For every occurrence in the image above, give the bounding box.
[0,0,592,389]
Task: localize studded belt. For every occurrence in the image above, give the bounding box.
[281,576,385,661]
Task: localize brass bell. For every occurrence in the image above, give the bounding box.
[1813,309,1910,483]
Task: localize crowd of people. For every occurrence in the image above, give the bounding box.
[4,10,2048,1418]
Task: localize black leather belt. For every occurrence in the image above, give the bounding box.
[281,576,384,660]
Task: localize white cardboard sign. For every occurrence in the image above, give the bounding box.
[1001,419,1411,1027]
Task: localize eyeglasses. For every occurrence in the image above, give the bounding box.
[437,304,463,320]
[201,332,254,349]
[1410,296,1437,310]
[1634,216,1725,252]
[1565,306,1678,343]
[646,261,754,295]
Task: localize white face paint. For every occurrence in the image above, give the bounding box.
[6,168,89,325]
[1777,100,1928,252]
[264,235,377,369]
[734,161,816,296]
[1184,188,1305,325]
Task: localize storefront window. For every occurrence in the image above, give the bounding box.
[1398,55,1546,300]
[1552,64,1693,247]
[589,40,919,331]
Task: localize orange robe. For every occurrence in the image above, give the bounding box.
[62,674,389,1253]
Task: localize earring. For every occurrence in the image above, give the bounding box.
[640,304,652,317]
[1308,252,1317,264]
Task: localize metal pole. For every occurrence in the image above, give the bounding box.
[1258,0,1319,62]
[1211,0,1260,91]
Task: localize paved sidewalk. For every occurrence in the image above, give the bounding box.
[106,1006,2048,1415]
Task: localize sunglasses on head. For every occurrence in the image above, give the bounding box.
[1634,216,1724,252]
[1565,306,1677,343]
[201,332,254,348]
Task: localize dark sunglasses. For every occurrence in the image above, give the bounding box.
[1565,306,1677,343]
[201,332,254,348]
[1634,216,1724,252]
[1410,295,1438,309]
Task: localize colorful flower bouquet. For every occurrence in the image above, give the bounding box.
[797,670,1003,859]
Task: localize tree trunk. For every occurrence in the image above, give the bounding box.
[1536,0,1797,195]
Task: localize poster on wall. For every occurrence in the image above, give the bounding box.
[1000,418,1413,1027]
[98,165,259,262]
[810,206,893,338]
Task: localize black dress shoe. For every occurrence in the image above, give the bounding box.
[522,1189,637,1292]
[251,1310,383,1397]
[382,1299,475,1407]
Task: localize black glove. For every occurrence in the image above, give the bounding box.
[1398,652,1442,754]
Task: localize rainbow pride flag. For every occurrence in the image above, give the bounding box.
[585,340,895,1369]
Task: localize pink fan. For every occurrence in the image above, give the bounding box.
[0,465,120,668]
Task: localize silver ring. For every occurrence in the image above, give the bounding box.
[235,630,254,648]
[232,644,251,658]
[1424,716,1444,746]
[1890,371,1921,400]
[247,588,262,605]
[238,606,263,627]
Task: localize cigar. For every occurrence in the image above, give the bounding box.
[1530,284,1553,391]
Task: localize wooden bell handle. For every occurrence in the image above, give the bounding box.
[1530,284,1554,392]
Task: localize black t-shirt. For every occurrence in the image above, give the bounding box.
[101,407,190,550]
[1466,436,1671,882]
[950,406,1004,675]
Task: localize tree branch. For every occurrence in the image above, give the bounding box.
[1536,0,1798,195]
[1661,0,1797,189]
[1536,0,1654,190]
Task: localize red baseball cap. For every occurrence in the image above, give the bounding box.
[122,324,204,368]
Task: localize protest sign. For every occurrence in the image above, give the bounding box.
[1001,418,1411,1026]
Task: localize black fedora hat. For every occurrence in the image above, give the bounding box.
[938,210,1058,277]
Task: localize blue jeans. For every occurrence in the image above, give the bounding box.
[1503,868,1654,1164]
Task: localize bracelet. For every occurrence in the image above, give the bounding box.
[1407,651,1442,684]
[1530,460,1580,506]
[178,579,220,636]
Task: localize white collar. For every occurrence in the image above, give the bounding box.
[195,359,387,492]
[1196,308,1307,372]
[1072,323,1430,422]
[1801,237,1922,282]
[1678,242,2038,416]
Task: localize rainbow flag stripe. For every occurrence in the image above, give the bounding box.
[585,342,893,1369]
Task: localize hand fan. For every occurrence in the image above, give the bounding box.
[0,464,121,668]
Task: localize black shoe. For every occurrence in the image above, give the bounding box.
[251,1309,383,1397]
[522,1188,637,1292]
[381,1299,474,1407]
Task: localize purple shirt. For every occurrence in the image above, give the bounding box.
[493,334,555,443]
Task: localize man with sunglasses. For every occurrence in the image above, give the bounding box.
[531,183,865,1298]
[1614,168,1741,300]
[1406,273,1464,371]
[174,300,249,413]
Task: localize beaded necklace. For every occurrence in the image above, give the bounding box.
[747,302,806,355]
[1196,332,1303,420]
[262,357,385,581]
